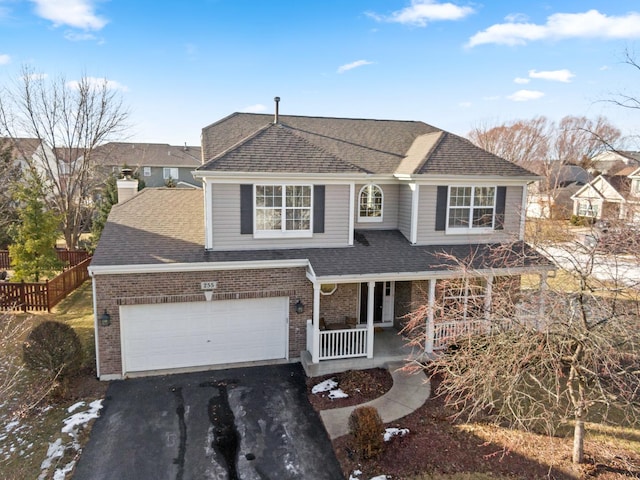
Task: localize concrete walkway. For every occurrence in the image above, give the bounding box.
[319,361,431,439]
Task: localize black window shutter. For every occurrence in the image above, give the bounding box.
[313,185,325,233]
[495,186,507,230]
[435,186,448,231]
[240,184,253,234]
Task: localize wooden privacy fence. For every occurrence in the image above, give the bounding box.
[0,257,91,312]
[0,249,90,270]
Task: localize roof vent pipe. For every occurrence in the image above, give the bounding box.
[274,96,280,124]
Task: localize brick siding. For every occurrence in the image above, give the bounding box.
[94,267,312,377]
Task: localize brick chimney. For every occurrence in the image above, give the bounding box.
[116,168,139,204]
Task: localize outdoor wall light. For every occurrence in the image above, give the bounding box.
[295,299,304,314]
[99,309,111,327]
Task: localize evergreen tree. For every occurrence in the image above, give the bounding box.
[89,173,118,252]
[9,174,62,282]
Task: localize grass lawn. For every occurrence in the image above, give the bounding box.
[0,282,107,480]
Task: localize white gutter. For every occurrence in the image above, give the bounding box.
[89,258,310,276]
[312,265,555,284]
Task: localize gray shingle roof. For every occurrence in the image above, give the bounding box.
[202,123,366,173]
[93,142,201,168]
[199,113,537,177]
[92,189,551,276]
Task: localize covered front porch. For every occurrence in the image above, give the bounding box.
[301,272,551,377]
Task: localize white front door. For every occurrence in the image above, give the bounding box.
[359,281,395,327]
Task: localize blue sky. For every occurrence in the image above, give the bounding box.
[2,0,640,147]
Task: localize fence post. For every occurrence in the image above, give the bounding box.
[46,279,51,312]
[20,280,26,312]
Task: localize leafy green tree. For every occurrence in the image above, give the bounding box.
[9,174,63,282]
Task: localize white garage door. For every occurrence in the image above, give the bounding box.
[120,297,288,374]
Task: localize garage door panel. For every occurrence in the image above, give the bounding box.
[120,297,288,374]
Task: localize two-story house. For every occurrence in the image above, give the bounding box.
[92,142,202,187]
[571,165,640,223]
[89,107,553,380]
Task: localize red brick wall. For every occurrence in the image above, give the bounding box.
[319,283,359,324]
[94,267,312,377]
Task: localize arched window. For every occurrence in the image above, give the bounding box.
[358,184,383,222]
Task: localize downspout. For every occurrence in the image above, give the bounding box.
[89,270,100,379]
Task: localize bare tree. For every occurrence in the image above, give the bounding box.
[0,138,20,248]
[468,116,551,170]
[0,66,130,249]
[402,226,640,465]
[551,115,622,170]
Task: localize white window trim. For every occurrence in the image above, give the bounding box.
[163,167,179,179]
[578,200,599,217]
[445,185,497,234]
[253,184,314,239]
[357,184,384,223]
[143,166,151,177]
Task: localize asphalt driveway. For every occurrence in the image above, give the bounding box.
[73,363,344,479]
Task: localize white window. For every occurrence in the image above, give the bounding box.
[358,184,383,222]
[633,179,640,195]
[447,186,496,231]
[255,185,312,237]
[578,200,598,217]
[143,166,151,177]
[163,167,179,179]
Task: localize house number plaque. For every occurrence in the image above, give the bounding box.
[200,281,218,290]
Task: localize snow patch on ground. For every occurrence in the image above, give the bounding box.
[350,471,389,480]
[312,378,338,394]
[384,427,409,442]
[328,388,348,399]
[312,378,350,400]
[38,399,103,480]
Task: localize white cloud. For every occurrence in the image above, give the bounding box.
[458,101,472,108]
[507,89,545,102]
[367,0,474,27]
[337,60,374,74]
[64,31,97,41]
[514,77,530,84]
[30,0,107,30]
[241,104,267,113]
[468,9,640,47]
[482,95,501,101]
[528,68,575,82]
[0,54,10,65]
[504,13,529,23]
[600,65,610,71]
[66,77,128,92]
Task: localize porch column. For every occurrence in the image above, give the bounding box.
[425,278,435,354]
[366,281,375,359]
[537,271,548,331]
[312,282,321,363]
[484,275,493,332]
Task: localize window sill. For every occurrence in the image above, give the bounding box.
[445,227,495,235]
[357,216,383,223]
[254,230,313,239]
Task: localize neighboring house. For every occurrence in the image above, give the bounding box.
[588,150,640,175]
[92,142,202,187]
[89,109,553,380]
[571,166,640,222]
[527,164,591,219]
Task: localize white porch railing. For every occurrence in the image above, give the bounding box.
[318,328,368,360]
[433,320,490,351]
[306,319,370,362]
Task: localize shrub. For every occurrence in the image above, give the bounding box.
[22,321,83,379]
[570,214,595,226]
[348,406,384,459]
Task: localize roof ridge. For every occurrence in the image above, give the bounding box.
[402,131,446,175]
[280,124,370,173]
[231,111,436,125]
[200,123,273,169]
